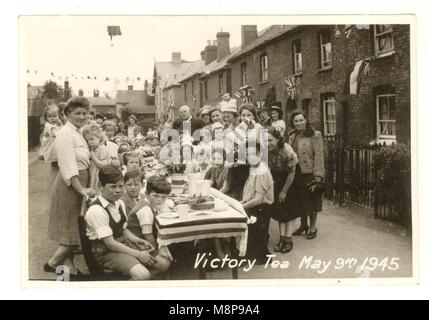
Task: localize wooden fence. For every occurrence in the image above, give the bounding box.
[323,135,411,228]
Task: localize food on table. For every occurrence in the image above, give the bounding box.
[190,196,215,211]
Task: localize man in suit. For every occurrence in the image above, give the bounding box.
[172,105,206,136]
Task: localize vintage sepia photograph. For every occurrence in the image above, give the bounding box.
[20,15,415,286]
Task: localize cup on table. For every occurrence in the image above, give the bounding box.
[176,204,190,220]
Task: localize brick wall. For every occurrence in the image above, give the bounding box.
[230,26,335,133]
[227,24,410,145]
[332,24,410,145]
[182,76,203,115]
[201,73,222,107]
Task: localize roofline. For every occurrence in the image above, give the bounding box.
[178,72,203,84]
[200,64,231,80]
[227,25,304,63]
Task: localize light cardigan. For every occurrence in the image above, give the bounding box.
[272,119,286,137]
[55,122,90,186]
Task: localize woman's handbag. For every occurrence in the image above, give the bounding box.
[307,179,325,194]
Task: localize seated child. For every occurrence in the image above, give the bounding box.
[102,120,117,142]
[204,148,229,191]
[122,151,143,175]
[85,165,170,280]
[82,123,111,193]
[118,141,131,155]
[121,170,145,216]
[127,175,174,263]
[241,141,274,264]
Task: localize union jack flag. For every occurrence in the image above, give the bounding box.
[220,93,231,102]
[284,75,297,100]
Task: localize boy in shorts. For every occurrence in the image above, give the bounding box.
[85,165,169,280]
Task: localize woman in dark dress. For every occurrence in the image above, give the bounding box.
[267,127,299,253]
[288,110,325,240]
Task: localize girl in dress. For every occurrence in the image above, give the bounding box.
[270,102,286,137]
[82,124,111,194]
[267,127,299,253]
[241,141,274,264]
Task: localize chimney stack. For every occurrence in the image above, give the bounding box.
[93,89,99,97]
[241,25,258,48]
[204,40,217,65]
[144,80,148,92]
[128,85,133,91]
[172,52,182,64]
[200,50,206,62]
[216,31,230,60]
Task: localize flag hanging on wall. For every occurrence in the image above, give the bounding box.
[343,60,372,95]
[284,75,297,100]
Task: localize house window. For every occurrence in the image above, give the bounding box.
[226,69,232,95]
[322,94,336,136]
[218,72,223,95]
[204,80,208,100]
[241,62,247,86]
[260,54,268,82]
[191,81,195,95]
[293,40,303,74]
[374,25,394,56]
[376,93,396,140]
[320,30,332,68]
[184,84,187,102]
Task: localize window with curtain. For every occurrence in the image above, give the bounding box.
[322,94,336,136]
[376,93,396,139]
[260,54,268,82]
[320,30,332,68]
[241,62,247,86]
[374,25,394,56]
[293,39,303,74]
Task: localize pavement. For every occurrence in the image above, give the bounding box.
[27,155,413,281]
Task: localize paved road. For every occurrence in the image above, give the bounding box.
[28,156,413,281]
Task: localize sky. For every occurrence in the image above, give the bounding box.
[21,16,268,97]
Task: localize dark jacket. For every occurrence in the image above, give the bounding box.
[172,116,206,135]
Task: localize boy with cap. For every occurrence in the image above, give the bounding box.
[85,165,169,280]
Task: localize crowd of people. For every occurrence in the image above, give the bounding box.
[38,95,325,280]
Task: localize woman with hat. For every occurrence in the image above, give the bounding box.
[270,102,286,137]
[257,105,272,128]
[208,106,224,131]
[199,105,213,127]
[126,114,142,139]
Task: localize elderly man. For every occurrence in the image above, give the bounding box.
[172,105,206,135]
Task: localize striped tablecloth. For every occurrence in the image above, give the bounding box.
[155,189,248,256]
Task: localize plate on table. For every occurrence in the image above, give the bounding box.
[158,212,179,219]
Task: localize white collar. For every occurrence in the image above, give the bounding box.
[98,195,121,209]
